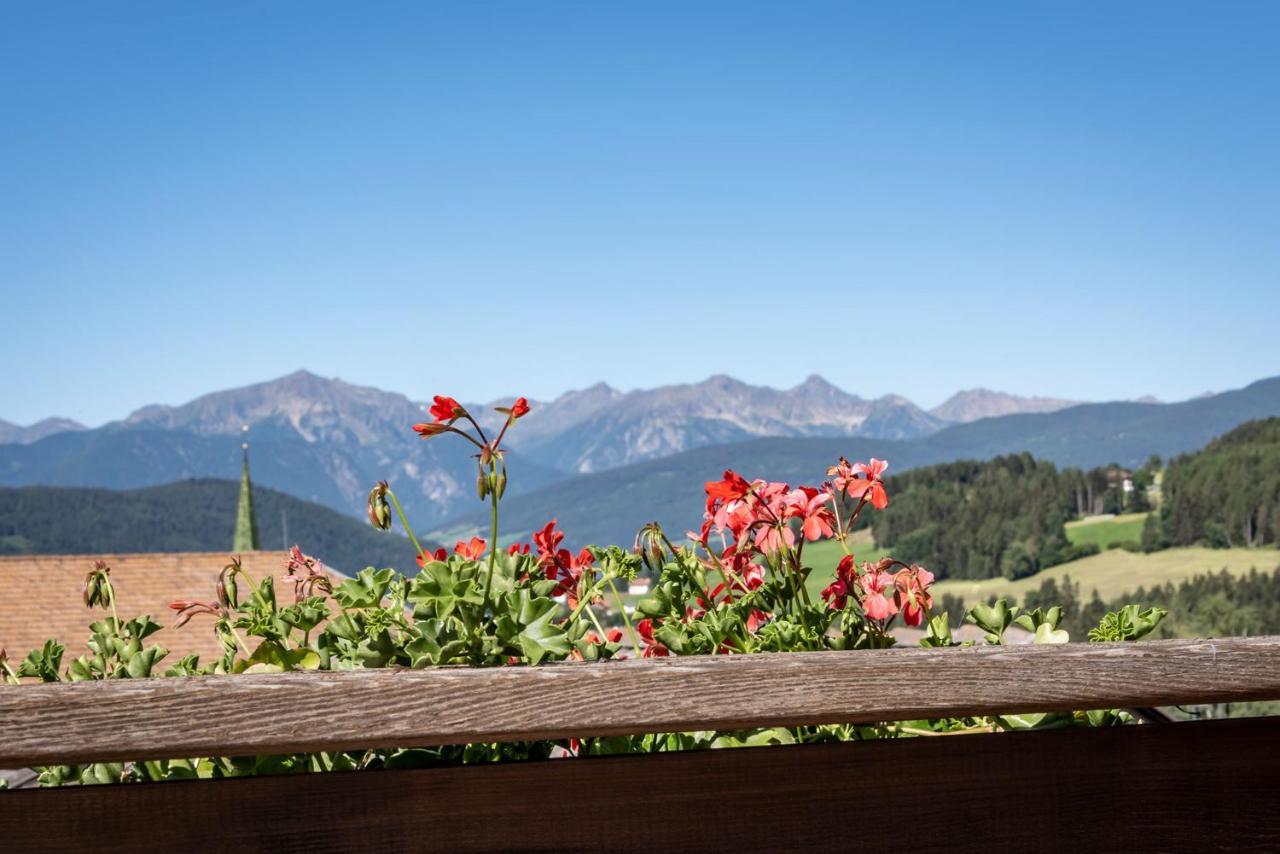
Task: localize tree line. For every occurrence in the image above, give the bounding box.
[866,453,1158,580]
[1151,417,1280,550]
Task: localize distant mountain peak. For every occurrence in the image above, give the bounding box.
[931,389,1080,423]
[0,417,87,445]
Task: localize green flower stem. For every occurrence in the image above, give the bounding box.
[385,489,428,564]
[583,602,610,644]
[605,577,640,653]
[791,538,813,608]
[830,497,853,556]
[227,626,253,658]
[103,578,122,638]
[480,464,500,615]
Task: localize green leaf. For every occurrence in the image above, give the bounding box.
[125,645,169,678]
[17,639,64,682]
[966,600,1018,643]
[333,568,397,609]
[1033,623,1070,645]
[234,641,320,673]
[408,563,483,620]
[510,594,570,665]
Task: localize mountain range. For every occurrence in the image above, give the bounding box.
[3,371,1278,545]
[0,418,86,445]
[438,376,1280,548]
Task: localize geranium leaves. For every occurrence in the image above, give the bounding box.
[333,568,398,609]
[408,562,483,621]
[1088,605,1168,642]
[507,591,571,665]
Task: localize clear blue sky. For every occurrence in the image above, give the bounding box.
[2,1,1277,426]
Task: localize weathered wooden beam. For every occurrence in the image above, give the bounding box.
[2,718,1278,853]
[1,637,1278,767]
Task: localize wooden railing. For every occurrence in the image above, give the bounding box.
[2,637,1279,852]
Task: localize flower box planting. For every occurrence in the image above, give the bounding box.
[2,394,1278,851]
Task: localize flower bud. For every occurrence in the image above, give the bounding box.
[411,422,449,438]
[367,481,392,530]
[496,472,507,499]
[477,472,489,500]
[217,563,239,609]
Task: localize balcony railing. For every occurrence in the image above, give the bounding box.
[2,637,1278,852]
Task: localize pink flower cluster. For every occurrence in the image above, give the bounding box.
[820,555,935,625]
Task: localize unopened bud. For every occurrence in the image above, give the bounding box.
[496,473,507,499]
[218,564,239,609]
[367,481,392,531]
[477,473,489,500]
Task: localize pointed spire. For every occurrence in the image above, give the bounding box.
[233,425,259,551]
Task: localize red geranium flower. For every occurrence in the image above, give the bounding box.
[533,519,565,557]
[746,608,772,633]
[636,618,670,658]
[821,554,859,610]
[859,567,898,620]
[894,564,935,626]
[510,397,530,419]
[429,395,465,423]
[844,458,890,510]
[795,488,836,541]
[454,537,487,560]
[416,547,450,567]
[705,469,751,510]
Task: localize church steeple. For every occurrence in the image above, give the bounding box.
[233,425,259,551]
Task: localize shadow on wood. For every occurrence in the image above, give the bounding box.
[3,717,1277,853]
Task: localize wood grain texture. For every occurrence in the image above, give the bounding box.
[3,717,1277,853]
[2,637,1279,767]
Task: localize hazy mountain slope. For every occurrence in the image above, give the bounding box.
[0,371,943,524]
[920,376,1280,468]
[0,371,563,530]
[0,417,86,445]
[930,389,1078,423]
[510,375,945,472]
[440,375,1280,549]
[0,479,424,573]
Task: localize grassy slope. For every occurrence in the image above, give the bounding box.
[1064,513,1149,549]
[931,546,1280,604]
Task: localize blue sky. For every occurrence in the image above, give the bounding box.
[2,1,1277,426]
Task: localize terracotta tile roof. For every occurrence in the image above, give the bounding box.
[0,551,300,668]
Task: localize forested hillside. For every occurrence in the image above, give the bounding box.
[1159,418,1280,549]
[0,479,421,573]
[868,454,1081,580]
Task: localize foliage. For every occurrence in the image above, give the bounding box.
[3,394,1169,787]
[1160,418,1280,549]
[867,454,1082,580]
[1020,567,1280,642]
[0,479,424,571]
